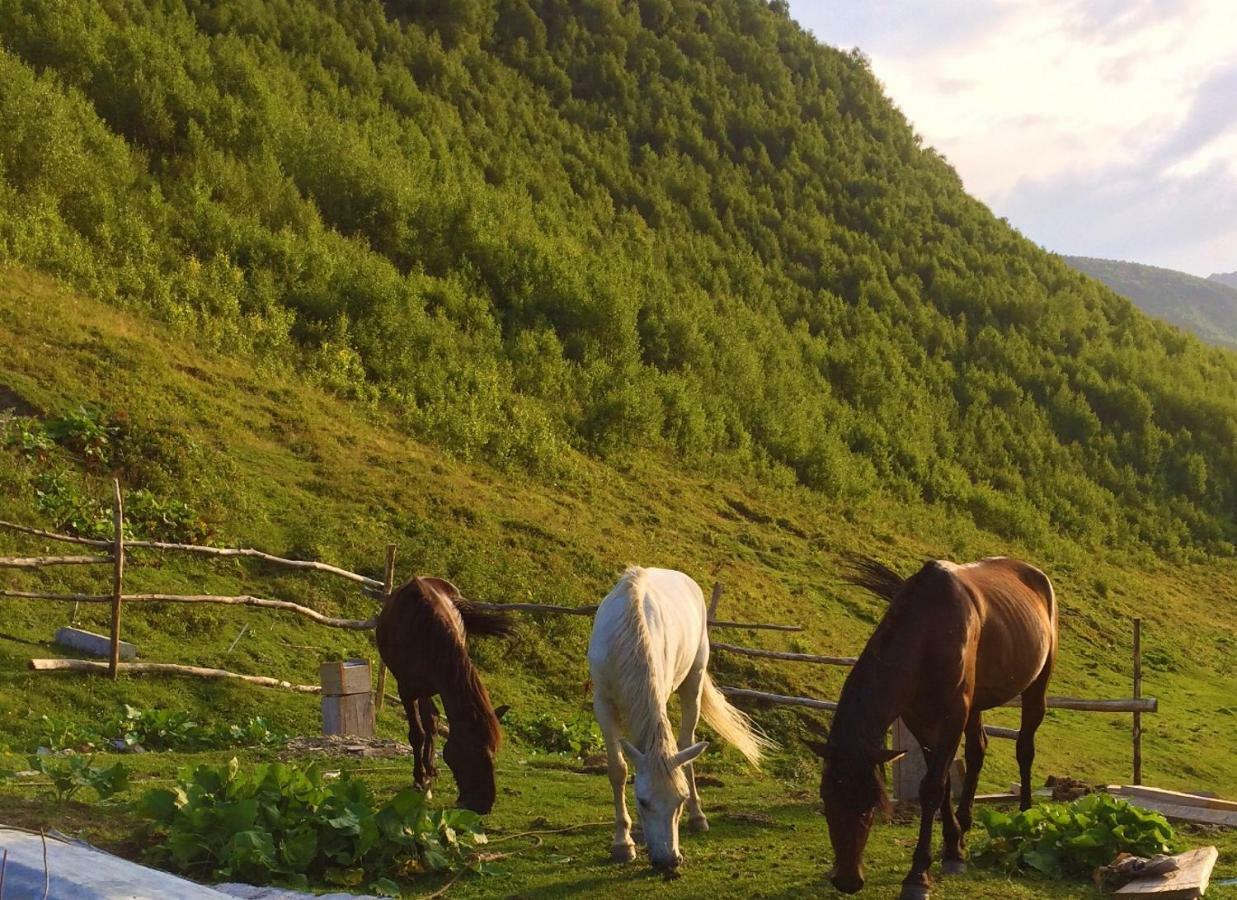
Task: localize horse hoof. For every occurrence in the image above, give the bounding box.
[941,859,966,876]
[687,816,710,833]
[898,885,931,900]
[611,843,637,863]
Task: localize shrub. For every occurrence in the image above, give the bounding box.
[974,793,1178,879]
[27,754,129,803]
[141,759,489,893]
[505,711,604,758]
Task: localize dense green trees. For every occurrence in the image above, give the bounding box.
[0,0,1233,554]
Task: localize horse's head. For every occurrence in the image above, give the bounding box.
[621,738,709,873]
[444,731,497,814]
[806,739,905,894]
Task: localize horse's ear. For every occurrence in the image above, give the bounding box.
[804,739,830,760]
[493,704,510,722]
[620,739,645,767]
[670,741,708,769]
[871,748,907,765]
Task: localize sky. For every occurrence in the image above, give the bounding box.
[787,0,1237,277]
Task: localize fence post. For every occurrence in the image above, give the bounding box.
[708,581,724,622]
[108,480,125,680]
[374,543,395,714]
[1133,618,1142,785]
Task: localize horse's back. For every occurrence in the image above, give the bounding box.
[588,567,707,695]
[945,557,1057,709]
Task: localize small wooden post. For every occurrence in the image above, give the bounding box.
[108,480,125,680]
[708,581,724,622]
[1133,617,1142,786]
[374,543,395,713]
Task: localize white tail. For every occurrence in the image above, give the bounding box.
[699,670,777,767]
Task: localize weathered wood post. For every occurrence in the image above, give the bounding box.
[374,543,395,714]
[1133,617,1143,786]
[322,659,375,738]
[708,581,724,621]
[108,479,125,680]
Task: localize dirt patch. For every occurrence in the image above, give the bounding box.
[0,384,40,418]
[280,735,411,759]
[1046,774,1094,801]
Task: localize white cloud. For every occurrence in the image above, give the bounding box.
[788,0,1237,274]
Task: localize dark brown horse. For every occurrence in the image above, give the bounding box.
[375,577,514,814]
[806,557,1057,899]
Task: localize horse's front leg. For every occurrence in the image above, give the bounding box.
[594,696,636,862]
[677,672,708,833]
[952,711,990,864]
[417,697,440,780]
[901,729,964,900]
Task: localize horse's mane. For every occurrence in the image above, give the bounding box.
[610,567,680,772]
[395,580,502,752]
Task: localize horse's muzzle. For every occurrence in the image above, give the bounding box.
[831,872,864,894]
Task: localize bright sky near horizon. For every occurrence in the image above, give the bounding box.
[787,0,1237,277]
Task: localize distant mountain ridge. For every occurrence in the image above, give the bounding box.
[1064,256,1237,350]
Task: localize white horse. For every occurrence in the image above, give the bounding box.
[588,566,774,873]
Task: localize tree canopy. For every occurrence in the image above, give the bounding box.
[0,0,1233,554]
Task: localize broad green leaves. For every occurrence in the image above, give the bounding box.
[140,758,489,893]
[974,793,1178,880]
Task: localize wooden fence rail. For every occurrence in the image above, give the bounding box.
[0,555,113,568]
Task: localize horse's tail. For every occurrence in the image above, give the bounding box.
[454,599,516,638]
[699,670,777,768]
[841,555,905,603]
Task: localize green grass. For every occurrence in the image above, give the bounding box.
[0,266,1235,896]
[1,747,1235,899]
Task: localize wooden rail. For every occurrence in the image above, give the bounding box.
[0,554,112,568]
[30,658,320,693]
[712,642,857,666]
[0,590,376,629]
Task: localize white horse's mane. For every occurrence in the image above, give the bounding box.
[610,567,683,777]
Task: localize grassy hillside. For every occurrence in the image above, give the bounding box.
[2,269,1236,895]
[0,0,1234,556]
[1065,256,1237,351]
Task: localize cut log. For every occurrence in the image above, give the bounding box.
[29,658,320,693]
[322,692,375,738]
[54,627,136,661]
[1114,846,1218,898]
[1106,785,1237,813]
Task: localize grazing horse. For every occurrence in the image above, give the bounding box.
[806,557,1057,899]
[375,576,514,814]
[588,566,775,874]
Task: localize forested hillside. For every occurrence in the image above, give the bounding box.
[1,0,1234,555]
[1065,256,1237,352]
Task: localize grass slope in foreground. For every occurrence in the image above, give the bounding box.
[0,269,1234,895]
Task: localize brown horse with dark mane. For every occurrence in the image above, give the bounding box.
[375,577,514,814]
[806,556,1057,899]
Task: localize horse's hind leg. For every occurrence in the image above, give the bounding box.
[417,697,440,780]
[1017,664,1052,810]
[399,691,428,791]
[594,696,636,863]
[676,668,708,833]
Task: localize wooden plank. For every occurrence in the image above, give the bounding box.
[1114,846,1218,898]
[1111,796,1237,827]
[29,658,320,693]
[0,554,112,567]
[1107,785,1237,813]
[54,627,136,661]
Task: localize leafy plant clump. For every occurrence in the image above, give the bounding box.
[141,759,490,894]
[27,754,129,803]
[505,711,604,758]
[974,793,1179,879]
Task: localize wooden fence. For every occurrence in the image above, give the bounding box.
[1,481,1155,782]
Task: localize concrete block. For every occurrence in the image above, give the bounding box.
[54,627,136,661]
